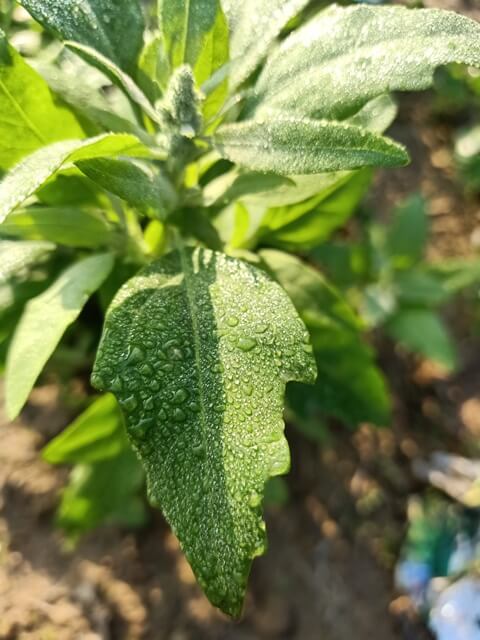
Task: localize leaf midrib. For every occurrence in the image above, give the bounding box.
[0,77,46,145]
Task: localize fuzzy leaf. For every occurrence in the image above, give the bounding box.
[0,240,54,283]
[213,114,408,175]
[227,0,311,91]
[253,5,480,119]
[5,253,114,419]
[19,0,145,73]
[76,158,178,220]
[91,247,316,616]
[0,32,83,170]
[0,134,152,225]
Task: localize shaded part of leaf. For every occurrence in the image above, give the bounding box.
[213,114,409,175]
[260,250,391,427]
[19,0,145,73]
[385,309,457,371]
[92,248,316,616]
[386,194,428,268]
[43,394,125,465]
[253,5,480,119]
[76,158,178,220]
[57,448,146,541]
[1,207,114,249]
[0,133,152,225]
[5,253,114,419]
[0,31,84,170]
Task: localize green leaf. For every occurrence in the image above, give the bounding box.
[137,34,170,101]
[213,114,409,175]
[91,247,316,616]
[5,253,114,419]
[253,5,480,119]
[76,158,177,220]
[19,0,145,73]
[227,0,310,91]
[385,309,457,370]
[57,448,146,540]
[158,0,229,89]
[260,250,391,428]
[43,394,126,465]
[0,134,152,225]
[1,207,113,248]
[0,31,83,170]
[393,270,450,307]
[65,42,162,125]
[0,239,54,283]
[386,195,428,268]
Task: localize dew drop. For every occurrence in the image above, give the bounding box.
[227,316,239,327]
[237,337,257,352]
[173,388,188,404]
[173,408,186,422]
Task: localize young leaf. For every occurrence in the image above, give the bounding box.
[76,158,178,220]
[1,207,113,249]
[227,0,311,91]
[91,247,316,616]
[158,0,228,87]
[0,134,152,225]
[43,394,126,465]
[260,250,391,427]
[57,448,146,540]
[5,253,114,419]
[385,309,457,371]
[19,0,145,73]
[253,5,480,119]
[0,31,83,170]
[213,115,409,175]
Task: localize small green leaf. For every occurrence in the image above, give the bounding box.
[76,158,178,220]
[261,250,391,428]
[386,195,428,268]
[385,309,457,370]
[57,448,146,540]
[159,0,229,93]
[43,394,125,465]
[0,31,83,170]
[137,35,170,101]
[19,0,145,73]
[0,134,152,225]
[253,5,480,119]
[91,247,316,616]
[1,207,113,248]
[227,0,311,91]
[213,115,409,175]
[6,253,114,419]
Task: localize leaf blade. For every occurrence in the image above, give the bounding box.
[5,253,114,419]
[91,248,316,616]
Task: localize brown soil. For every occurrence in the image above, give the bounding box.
[3,1,480,639]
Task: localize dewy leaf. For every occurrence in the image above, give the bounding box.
[252,5,480,119]
[43,394,126,465]
[260,250,391,428]
[5,253,114,419]
[227,0,311,91]
[213,114,408,175]
[0,134,152,225]
[0,240,54,283]
[91,247,316,616]
[0,31,83,170]
[19,0,145,73]
[76,158,178,220]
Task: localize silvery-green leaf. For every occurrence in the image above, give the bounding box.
[213,114,408,175]
[0,134,152,225]
[19,0,145,73]
[253,5,480,119]
[91,247,316,616]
